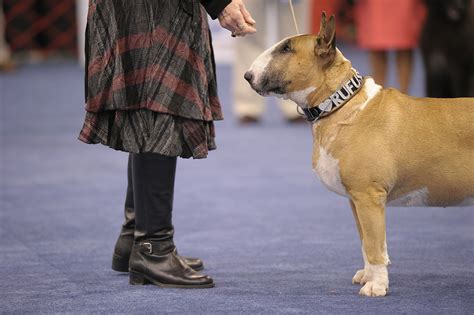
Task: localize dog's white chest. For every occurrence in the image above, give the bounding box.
[314,147,347,196]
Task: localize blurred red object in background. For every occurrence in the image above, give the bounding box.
[311,0,356,42]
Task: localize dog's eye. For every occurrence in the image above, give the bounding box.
[280,43,292,53]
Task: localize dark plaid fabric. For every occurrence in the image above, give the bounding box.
[79,110,216,159]
[84,0,223,121]
[79,0,229,158]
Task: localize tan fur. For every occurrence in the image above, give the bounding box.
[246,13,474,297]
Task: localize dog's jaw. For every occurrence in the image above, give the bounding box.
[286,86,317,107]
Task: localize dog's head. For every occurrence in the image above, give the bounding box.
[245,13,348,106]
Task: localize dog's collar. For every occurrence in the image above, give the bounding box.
[301,71,365,122]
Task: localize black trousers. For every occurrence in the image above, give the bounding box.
[127,153,177,242]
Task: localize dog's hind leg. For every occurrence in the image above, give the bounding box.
[350,188,390,297]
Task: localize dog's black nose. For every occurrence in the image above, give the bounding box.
[244,71,254,83]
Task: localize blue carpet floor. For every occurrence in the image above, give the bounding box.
[1,45,473,314]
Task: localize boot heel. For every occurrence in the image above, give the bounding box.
[111,254,130,272]
[129,271,149,285]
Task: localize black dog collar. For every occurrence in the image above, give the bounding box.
[302,71,365,122]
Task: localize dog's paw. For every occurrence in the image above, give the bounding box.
[359,281,388,297]
[352,268,372,285]
[352,269,366,284]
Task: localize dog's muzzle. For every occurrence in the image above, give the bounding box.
[244,70,266,95]
[244,70,287,96]
[244,71,254,84]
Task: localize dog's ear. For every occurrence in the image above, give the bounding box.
[315,13,336,67]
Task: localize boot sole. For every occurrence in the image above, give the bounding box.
[129,271,215,289]
[191,265,204,272]
[112,254,204,272]
[111,254,130,272]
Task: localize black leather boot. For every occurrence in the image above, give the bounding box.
[128,153,213,288]
[111,155,204,272]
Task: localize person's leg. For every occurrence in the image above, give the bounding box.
[369,50,388,87]
[112,154,204,272]
[233,0,266,122]
[395,49,413,94]
[111,154,135,272]
[128,153,213,288]
[0,5,14,71]
[132,153,176,240]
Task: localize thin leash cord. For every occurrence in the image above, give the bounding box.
[289,0,305,118]
[289,0,300,35]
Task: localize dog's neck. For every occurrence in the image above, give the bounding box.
[292,50,364,122]
[302,71,364,122]
[308,53,355,105]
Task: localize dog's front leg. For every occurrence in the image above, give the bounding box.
[349,200,367,284]
[350,189,390,297]
[350,200,391,286]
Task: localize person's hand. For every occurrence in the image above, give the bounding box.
[218,0,257,37]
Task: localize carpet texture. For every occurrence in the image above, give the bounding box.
[1,45,473,314]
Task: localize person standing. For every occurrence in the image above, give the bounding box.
[354,0,426,94]
[0,4,14,71]
[233,0,310,123]
[79,0,256,288]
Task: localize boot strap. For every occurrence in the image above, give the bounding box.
[139,240,174,255]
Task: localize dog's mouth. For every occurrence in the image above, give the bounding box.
[253,79,291,97]
[267,86,287,94]
[256,86,285,96]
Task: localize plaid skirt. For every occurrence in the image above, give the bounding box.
[78,110,216,159]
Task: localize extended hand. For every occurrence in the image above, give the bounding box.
[218,0,257,37]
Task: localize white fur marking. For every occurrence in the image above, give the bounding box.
[359,78,381,110]
[362,245,369,268]
[248,37,290,86]
[313,147,347,196]
[387,187,430,207]
[353,244,390,286]
[356,245,389,296]
[362,243,390,268]
[366,264,389,285]
[287,86,317,106]
[382,241,391,265]
[361,264,389,293]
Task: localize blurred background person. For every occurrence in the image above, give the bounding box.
[233,0,310,124]
[0,4,14,71]
[420,0,474,97]
[354,0,426,94]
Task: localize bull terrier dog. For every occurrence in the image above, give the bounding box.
[244,13,474,297]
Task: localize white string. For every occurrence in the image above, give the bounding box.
[288,0,300,35]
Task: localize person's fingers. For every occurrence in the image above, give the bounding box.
[242,24,257,34]
[233,10,247,29]
[218,2,257,36]
[219,16,234,32]
[222,16,242,35]
[239,3,256,25]
[232,11,256,35]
